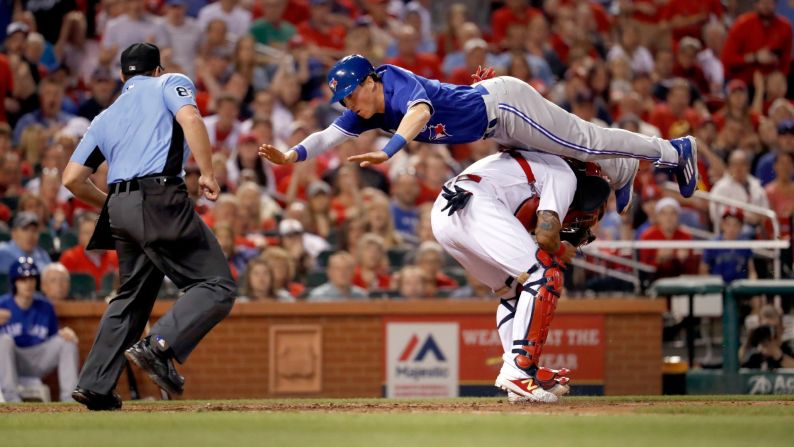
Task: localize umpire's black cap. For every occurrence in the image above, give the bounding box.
[120,43,164,76]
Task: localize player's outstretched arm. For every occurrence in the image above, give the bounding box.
[348,103,432,167]
[260,126,354,165]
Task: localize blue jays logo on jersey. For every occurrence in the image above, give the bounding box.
[428,123,452,141]
[329,78,338,91]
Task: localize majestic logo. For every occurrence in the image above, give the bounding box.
[399,334,446,362]
[329,78,338,91]
[428,123,452,141]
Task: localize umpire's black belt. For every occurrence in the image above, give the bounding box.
[109,176,183,195]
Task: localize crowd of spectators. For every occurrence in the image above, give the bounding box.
[0,0,794,306]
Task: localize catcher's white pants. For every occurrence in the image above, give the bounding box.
[476,76,679,168]
[431,179,548,380]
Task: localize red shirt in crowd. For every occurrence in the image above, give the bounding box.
[435,272,459,290]
[415,181,441,206]
[629,0,666,24]
[59,246,119,289]
[672,63,710,94]
[639,225,699,279]
[559,0,611,34]
[297,21,347,49]
[0,54,12,123]
[663,0,723,43]
[283,0,311,25]
[712,109,761,132]
[550,33,599,65]
[385,54,443,81]
[648,104,702,139]
[352,266,391,290]
[764,182,794,238]
[721,11,793,83]
[449,67,476,86]
[490,4,541,47]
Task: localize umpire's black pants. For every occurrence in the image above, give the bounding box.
[77,177,236,395]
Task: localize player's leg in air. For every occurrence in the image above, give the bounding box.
[473,76,698,204]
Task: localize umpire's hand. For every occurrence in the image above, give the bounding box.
[199,175,221,201]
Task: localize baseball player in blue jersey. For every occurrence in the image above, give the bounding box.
[259,54,699,211]
[0,258,79,403]
[62,43,236,410]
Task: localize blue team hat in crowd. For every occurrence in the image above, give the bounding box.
[327,54,376,105]
[8,256,40,294]
[778,119,794,135]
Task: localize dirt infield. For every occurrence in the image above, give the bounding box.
[3,397,793,415]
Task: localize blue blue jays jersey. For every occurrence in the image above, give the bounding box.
[0,294,58,348]
[332,65,488,144]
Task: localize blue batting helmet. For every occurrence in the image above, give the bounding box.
[9,256,40,294]
[327,54,376,104]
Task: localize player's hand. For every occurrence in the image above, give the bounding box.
[199,175,220,201]
[58,327,78,343]
[259,144,297,164]
[0,309,10,325]
[347,151,389,168]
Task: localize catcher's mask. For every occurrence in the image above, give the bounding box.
[514,160,611,247]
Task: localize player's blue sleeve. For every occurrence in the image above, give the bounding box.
[331,110,374,137]
[44,300,58,337]
[162,74,198,115]
[386,67,435,116]
[70,125,106,172]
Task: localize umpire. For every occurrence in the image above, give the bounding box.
[62,43,236,411]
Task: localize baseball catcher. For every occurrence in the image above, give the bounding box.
[432,148,618,403]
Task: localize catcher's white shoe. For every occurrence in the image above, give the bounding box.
[495,374,558,403]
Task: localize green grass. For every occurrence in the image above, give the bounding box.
[2,397,794,447]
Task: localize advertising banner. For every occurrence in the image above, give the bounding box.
[385,322,459,397]
[384,315,604,396]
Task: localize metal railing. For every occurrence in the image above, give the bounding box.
[573,182,790,289]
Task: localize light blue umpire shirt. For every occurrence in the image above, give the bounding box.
[70,73,198,182]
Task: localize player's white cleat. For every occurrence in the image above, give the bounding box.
[495,374,559,403]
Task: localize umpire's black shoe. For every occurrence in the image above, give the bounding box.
[72,387,123,411]
[124,336,185,396]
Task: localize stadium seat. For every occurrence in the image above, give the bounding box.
[0,273,8,294]
[0,230,10,242]
[38,231,54,253]
[99,272,117,297]
[0,196,19,212]
[316,250,334,268]
[306,271,328,288]
[69,273,96,300]
[59,231,79,251]
[387,249,407,269]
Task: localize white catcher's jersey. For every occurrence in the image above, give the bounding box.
[459,151,577,222]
